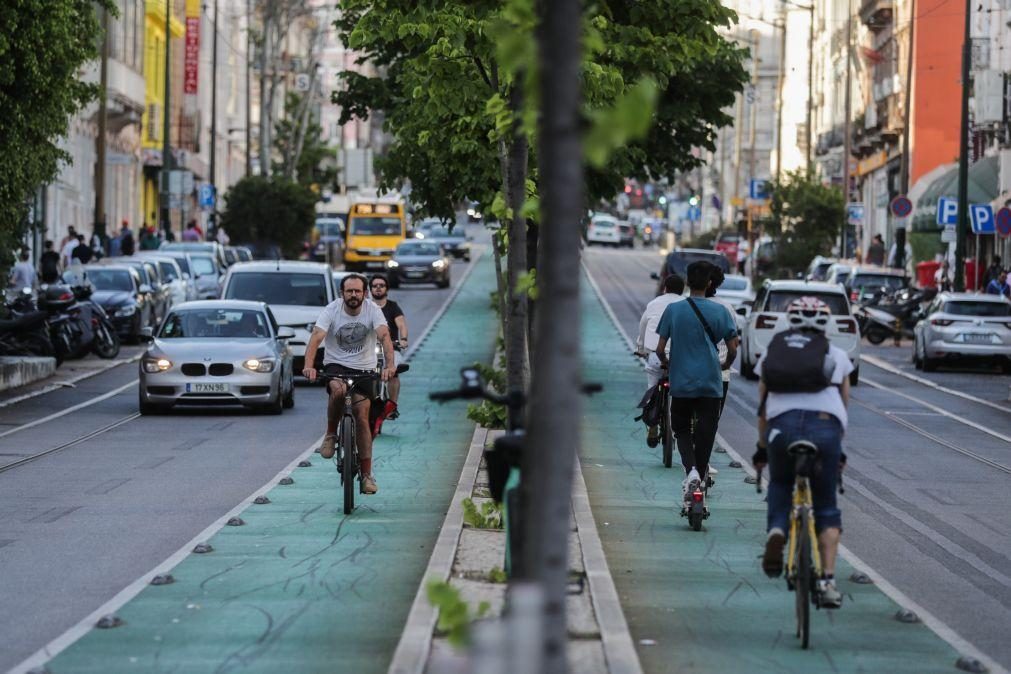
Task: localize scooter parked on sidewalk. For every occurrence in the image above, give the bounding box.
[855,286,935,345]
[37,281,120,360]
[0,288,57,359]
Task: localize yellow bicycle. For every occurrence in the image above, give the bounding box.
[783,440,822,649]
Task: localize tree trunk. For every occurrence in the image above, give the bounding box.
[504,83,529,403]
[258,18,271,176]
[523,0,583,671]
[492,229,508,338]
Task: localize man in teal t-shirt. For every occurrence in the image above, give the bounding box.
[656,261,739,496]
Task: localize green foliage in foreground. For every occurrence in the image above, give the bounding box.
[463,497,504,529]
[427,580,491,648]
[218,176,316,258]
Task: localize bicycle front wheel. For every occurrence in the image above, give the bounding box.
[661,394,673,468]
[341,418,356,515]
[795,516,812,649]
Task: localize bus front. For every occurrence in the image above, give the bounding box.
[343,203,406,271]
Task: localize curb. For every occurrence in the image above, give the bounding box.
[0,351,142,410]
[0,357,56,393]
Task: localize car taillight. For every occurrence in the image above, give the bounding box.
[59,292,73,301]
[837,319,857,334]
[931,318,954,327]
[850,291,859,301]
[756,314,778,329]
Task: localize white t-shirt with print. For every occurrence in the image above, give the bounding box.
[315,299,386,370]
[756,343,854,428]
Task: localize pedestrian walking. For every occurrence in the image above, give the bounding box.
[39,240,61,284]
[934,259,952,291]
[181,220,200,242]
[215,225,230,246]
[59,225,78,251]
[8,251,37,289]
[71,235,93,264]
[866,234,885,266]
[119,222,135,256]
[89,229,104,260]
[985,270,1011,298]
[982,256,1003,289]
[60,233,79,267]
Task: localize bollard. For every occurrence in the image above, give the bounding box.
[506,582,544,674]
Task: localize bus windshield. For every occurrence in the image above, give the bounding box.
[350,217,402,236]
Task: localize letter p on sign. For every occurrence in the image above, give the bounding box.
[937,197,959,226]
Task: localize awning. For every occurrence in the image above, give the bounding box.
[912,155,999,231]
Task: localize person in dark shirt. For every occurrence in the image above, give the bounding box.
[71,235,93,264]
[370,273,408,415]
[119,222,135,256]
[39,240,61,283]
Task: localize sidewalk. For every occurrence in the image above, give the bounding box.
[577,270,973,674]
[31,255,499,674]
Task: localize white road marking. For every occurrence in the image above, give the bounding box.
[861,353,1011,414]
[0,380,137,440]
[0,352,141,410]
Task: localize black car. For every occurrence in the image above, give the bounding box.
[652,248,730,294]
[416,220,471,261]
[80,265,153,342]
[386,240,452,288]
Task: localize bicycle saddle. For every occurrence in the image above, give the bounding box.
[787,440,818,456]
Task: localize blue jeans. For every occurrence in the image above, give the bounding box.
[765,410,843,534]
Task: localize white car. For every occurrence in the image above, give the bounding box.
[587,215,622,246]
[716,274,755,333]
[739,280,861,385]
[220,261,337,374]
[913,292,1011,372]
[136,253,196,305]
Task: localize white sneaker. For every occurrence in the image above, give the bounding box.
[683,469,701,499]
[708,467,718,475]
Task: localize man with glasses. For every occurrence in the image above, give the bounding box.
[370,273,408,416]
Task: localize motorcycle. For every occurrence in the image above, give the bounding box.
[37,281,120,360]
[0,288,57,360]
[855,286,935,345]
[641,225,656,247]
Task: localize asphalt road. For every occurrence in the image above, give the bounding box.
[0,247,476,673]
[583,245,1011,670]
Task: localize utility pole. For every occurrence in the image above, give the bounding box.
[899,0,917,195]
[954,0,971,291]
[209,0,219,233]
[748,30,759,185]
[94,5,110,246]
[840,0,854,257]
[806,4,814,170]
[526,0,583,669]
[775,19,787,183]
[245,0,253,177]
[160,0,173,238]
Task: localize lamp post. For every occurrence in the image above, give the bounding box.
[159,0,173,238]
[953,0,971,291]
[209,0,219,235]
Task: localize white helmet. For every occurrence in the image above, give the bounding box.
[786,296,831,331]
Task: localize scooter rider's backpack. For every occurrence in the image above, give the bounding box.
[761,329,832,393]
[635,383,663,427]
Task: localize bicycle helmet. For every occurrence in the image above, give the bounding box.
[785,296,831,331]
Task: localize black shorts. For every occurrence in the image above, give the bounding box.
[322,364,379,400]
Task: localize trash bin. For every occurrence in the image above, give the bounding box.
[917,261,940,288]
[965,259,979,290]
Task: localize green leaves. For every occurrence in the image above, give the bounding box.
[427,580,492,648]
[766,170,845,274]
[218,176,316,259]
[585,77,659,168]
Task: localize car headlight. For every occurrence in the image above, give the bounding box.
[414,232,425,239]
[432,259,447,270]
[116,305,137,316]
[243,358,276,372]
[142,358,171,373]
[387,260,400,268]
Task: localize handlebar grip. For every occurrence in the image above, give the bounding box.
[429,390,462,402]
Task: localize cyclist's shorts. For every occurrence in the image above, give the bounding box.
[322,363,379,400]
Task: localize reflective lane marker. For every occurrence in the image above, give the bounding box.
[861,354,1010,414]
[0,380,137,440]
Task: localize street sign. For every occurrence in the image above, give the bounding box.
[748,179,769,201]
[687,206,701,222]
[936,197,958,226]
[295,73,311,92]
[846,203,864,226]
[198,183,216,209]
[941,225,957,243]
[890,195,913,219]
[970,203,995,234]
[996,207,1011,237]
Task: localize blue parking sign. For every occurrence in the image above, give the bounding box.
[970,204,995,234]
[936,197,958,226]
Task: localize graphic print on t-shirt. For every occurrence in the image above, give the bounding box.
[337,321,369,354]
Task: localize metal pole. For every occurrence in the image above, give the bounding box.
[160,0,173,238]
[748,31,759,185]
[209,0,219,235]
[775,19,787,183]
[245,0,252,177]
[954,0,971,291]
[841,0,853,258]
[899,0,916,195]
[806,4,814,170]
[94,5,110,245]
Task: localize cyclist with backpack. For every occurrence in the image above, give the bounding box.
[751,297,851,608]
[655,261,738,499]
[635,273,685,446]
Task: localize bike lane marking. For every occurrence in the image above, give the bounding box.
[578,267,989,674]
[14,253,499,674]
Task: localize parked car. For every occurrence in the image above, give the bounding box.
[843,266,909,304]
[616,222,636,248]
[235,246,254,262]
[187,253,223,299]
[824,262,855,287]
[913,293,1011,372]
[587,215,622,246]
[138,300,295,414]
[101,257,170,326]
[739,280,861,384]
[310,217,345,263]
[805,256,837,282]
[386,240,452,288]
[714,232,743,267]
[651,249,730,295]
[220,261,336,374]
[80,264,154,342]
[134,254,193,305]
[415,219,472,260]
[141,250,203,301]
[160,241,229,271]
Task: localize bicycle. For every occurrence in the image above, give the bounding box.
[636,353,673,468]
[318,371,380,515]
[371,343,409,435]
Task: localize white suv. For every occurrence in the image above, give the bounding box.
[586,215,622,246]
[739,280,861,385]
[220,261,336,374]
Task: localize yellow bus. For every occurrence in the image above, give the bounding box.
[343,201,407,271]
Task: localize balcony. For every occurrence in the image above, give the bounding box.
[860,0,893,32]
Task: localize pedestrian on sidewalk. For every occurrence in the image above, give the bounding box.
[59,226,77,251]
[71,235,92,264]
[8,251,37,289]
[982,256,1002,289]
[654,261,738,497]
[39,241,60,284]
[985,270,1010,298]
[866,234,885,266]
[59,232,79,268]
[119,221,135,256]
[181,220,201,242]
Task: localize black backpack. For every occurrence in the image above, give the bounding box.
[635,383,663,427]
[761,329,832,393]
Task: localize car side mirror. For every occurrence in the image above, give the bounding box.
[650,271,659,280]
[139,326,154,342]
[736,306,749,317]
[277,327,296,339]
[139,284,153,294]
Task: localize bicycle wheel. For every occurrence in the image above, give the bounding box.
[795,513,812,649]
[661,393,673,468]
[341,417,356,515]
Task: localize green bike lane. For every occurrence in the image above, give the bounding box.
[578,273,962,674]
[42,255,499,674]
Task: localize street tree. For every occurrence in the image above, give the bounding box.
[273,91,338,189]
[218,176,316,258]
[766,170,845,274]
[0,0,112,269]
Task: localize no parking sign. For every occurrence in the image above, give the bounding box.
[890,195,913,219]
[997,207,1011,237]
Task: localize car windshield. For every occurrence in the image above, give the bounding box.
[190,256,216,277]
[766,291,850,315]
[316,220,343,237]
[85,269,133,292]
[943,301,1011,317]
[593,221,616,229]
[720,276,749,291]
[852,274,906,289]
[157,261,179,281]
[421,225,457,238]
[398,242,441,256]
[121,262,150,284]
[665,252,730,275]
[159,308,271,338]
[811,263,833,280]
[350,217,401,235]
[236,248,252,262]
[224,249,238,265]
[225,272,328,306]
[163,243,213,252]
[164,255,190,274]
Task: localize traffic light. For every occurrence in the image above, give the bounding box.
[688,195,699,206]
[658,195,667,205]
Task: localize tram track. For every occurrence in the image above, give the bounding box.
[0,413,140,474]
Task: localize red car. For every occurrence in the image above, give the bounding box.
[714,232,742,266]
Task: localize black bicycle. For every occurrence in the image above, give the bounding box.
[659,380,674,468]
[319,371,380,515]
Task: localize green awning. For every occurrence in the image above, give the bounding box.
[912,155,999,231]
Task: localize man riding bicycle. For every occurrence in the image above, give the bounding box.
[370,273,408,418]
[655,261,738,499]
[303,273,396,495]
[635,273,685,446]
[752,296,851,608]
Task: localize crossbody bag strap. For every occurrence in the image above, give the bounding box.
[685,298,719,346]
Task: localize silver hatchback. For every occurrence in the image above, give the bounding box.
[913,292,1011,372]
[138,300,296,413]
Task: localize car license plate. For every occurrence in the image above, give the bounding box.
[188,383,227,393]
[961,333,995,344]
[406,271,425,278]
[365,261,384,269]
